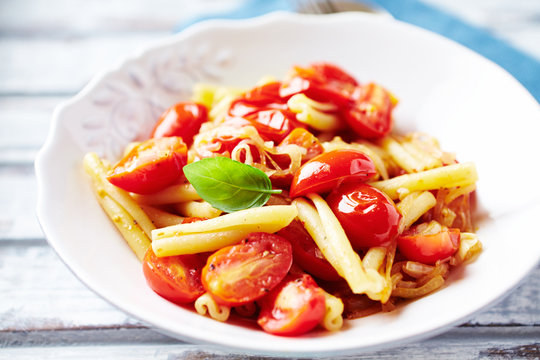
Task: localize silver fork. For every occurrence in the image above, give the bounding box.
[292,0,390,16]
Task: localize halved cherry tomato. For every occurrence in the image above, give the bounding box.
[278,220,341,281]
[107,137,187,194]
[345,83,394,139]
[228,81,305,143]
[326,183,400,249]
[243,108,300,143]
[257,274,326,336]
[280,63,358,107]
[227,109,301,144]
[398,228,460,265]
[195,133,245,159]
[151,102,208,145]
[278,128,324,162]
[142,247,206,304]
[289,149,376,198]
[229,82,287,118]
[202,232,293,306]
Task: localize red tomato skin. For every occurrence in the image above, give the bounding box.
[151,102,208,145]
[202,233,293,306]
[280,63,358,107]
[289,149,376,198]
[398,229,461,265]
[326,183,401,249]
[228,81,307,143]
[257,274,326,336]
[345,83,394,139]
[142,248,206,304]
[107,137,188,194]
[229,82,287,117]
[278,220,341,281]
[226,109,302,144]
[244,109,301,143]
[311,62,359,88]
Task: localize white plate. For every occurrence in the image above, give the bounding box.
[35,12,540,356]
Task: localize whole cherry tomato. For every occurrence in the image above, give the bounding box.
[151,102,208,146]
[289,149,376,198]
[278,220,341,281]
[107,137,187,194]
[280,62,358,107]
[326,183,401,249]
[398,227,460,265]
[201,232,293,306]
[345,83,395,139]
[278,128,324,162]
[142,247,206,304]
[257,274,326,336]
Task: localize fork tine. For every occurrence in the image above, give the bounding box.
[292,0,327,14]
[319,0,335,14]
[322,0,338,13]
[309,0,330,14]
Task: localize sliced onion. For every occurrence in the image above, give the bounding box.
[392,275,445,298]
[402,261,434,278]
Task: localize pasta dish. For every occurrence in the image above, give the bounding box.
[83,62,481,336]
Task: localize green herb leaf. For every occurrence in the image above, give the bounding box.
[183,157,282,213]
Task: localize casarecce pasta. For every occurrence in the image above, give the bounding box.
[84,62,481,336]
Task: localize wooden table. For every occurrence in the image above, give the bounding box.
[1,1,539,358]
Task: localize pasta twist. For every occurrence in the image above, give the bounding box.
[194,293,231,322]
[320,292,344,332]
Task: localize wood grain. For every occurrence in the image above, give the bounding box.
[1,0,539,358]
[1,327,539,359]
[0,36,166,95]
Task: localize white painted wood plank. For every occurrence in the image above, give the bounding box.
[0,0,240,35]
[0,35,167,95]
[0,244,140,331]
[0,327,538,359]
[0,97,63,165]
[0,170,43,240]
[0,97,63,150]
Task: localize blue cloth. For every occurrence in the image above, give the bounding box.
[177,0,540,103]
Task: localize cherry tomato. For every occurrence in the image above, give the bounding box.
[202,232,293,306]
[142,247,206,304]
[228,81,305,143]
[151,102,208,145]
[107,137,187,194]
[243,108,301,143]
[289,149,376,198]
[278,128,324,162]
[345,83,394,139]
[257,274,326,336]
[227,108,301,144]
[326,183,401,249]
[229,82,287,117]
[398,228,460,265]
[278,220,341,281]
[196,134,244,158]
[280,62,358,107]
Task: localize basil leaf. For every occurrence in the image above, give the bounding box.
[183,157,282,213]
